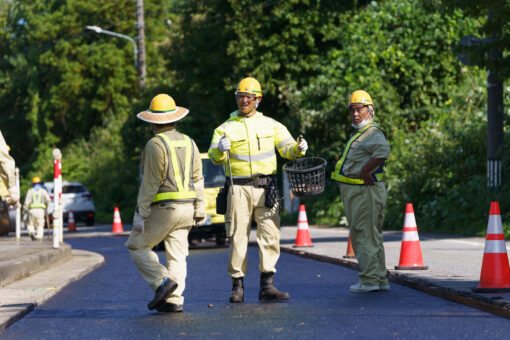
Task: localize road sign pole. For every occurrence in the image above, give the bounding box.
[52,149,62,248]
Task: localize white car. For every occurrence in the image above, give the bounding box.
[44,181,95,226]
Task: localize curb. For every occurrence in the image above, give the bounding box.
[0,249,105,333]
[268,243,510,320]
[0,244,72,287]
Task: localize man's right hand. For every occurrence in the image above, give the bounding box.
[218,136,231,152]
[6,185,19,205]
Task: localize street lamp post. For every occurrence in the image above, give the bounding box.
[86,25,138,68]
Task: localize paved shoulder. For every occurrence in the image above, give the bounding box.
[0,249,104,332]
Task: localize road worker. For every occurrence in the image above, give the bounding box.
[0,131,18,205]
[208,77,308,303]
[125,94,205,313]
[331,90,391,293]
[23,176,51,241]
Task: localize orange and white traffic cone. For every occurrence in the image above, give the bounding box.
[343,231,356,259]
[293,204,313,247]
[67,209,76,232]
[112,206,124,233]
[395,203,428,270]
[472,202,510,292]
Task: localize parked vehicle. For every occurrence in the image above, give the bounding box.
[44,181,95,226]
[188,153,227,245]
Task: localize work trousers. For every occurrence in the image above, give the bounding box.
[226,185,280,278]
[27,209,46,240]
[125,202,194,305]
[339,182,388,287]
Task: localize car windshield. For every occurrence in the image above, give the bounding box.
[62,185,86,194]
[202,159,225,188]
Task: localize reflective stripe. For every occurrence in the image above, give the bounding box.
[487,215,504,234]
[331,123,384,184]
[209,143,218,149]
[230,149,275,162]
[153,191,196,201]
[484,240,508,253]
[276,137,293,149]
[404,214,417,229]
[402,232,420,242]
[153,134,196,202]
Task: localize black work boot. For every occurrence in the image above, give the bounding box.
[259,272,290,302]
[229,277,244,303]
[148,277,178,310]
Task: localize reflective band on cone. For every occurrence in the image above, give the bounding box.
[293,204,313,247]
[112,206,124,233]
[395,203,428,270]
[472,202,510,293]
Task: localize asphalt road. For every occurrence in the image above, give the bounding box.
[2,236,510,339]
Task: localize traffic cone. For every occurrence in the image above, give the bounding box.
[343,231,356,259]
[395,203,428,270]
[472,202,510,292]
[293,204,313,247]
[67,209,76,232]
[112,206,124,233]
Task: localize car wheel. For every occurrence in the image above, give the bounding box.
[85,217,95,226]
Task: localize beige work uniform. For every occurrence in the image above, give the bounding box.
[208,111,302,278]
[125,127,205,305]
[0,131,15,193]
[23,187,51,239]
[338,123,390,287]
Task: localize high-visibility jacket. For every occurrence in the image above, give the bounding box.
[331,122,389,185]
[208,111,304,178]
[152,133,197,204]
[23,187,50,211]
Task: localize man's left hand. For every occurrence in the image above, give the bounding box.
[297,136,308,152]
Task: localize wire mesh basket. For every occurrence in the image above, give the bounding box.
[283,157,327,198]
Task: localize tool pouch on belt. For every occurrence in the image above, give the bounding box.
[264,176,281,212]
[216,179,230,215]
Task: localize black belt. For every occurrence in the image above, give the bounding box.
[230,176,273,187]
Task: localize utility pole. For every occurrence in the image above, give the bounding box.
[136,0,147,89]
[487,12,504,189]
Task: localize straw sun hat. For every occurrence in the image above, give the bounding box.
[137,94,189,124]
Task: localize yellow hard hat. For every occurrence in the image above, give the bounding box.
[349,90,374,107]
[235,77,262,98]
[32,176,41,184]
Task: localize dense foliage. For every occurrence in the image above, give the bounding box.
[1,0,508,234]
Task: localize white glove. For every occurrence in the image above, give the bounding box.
[194,216,207,227]
[218,136,231,152]
[133,212,145,233]
[6,185,19,205]
[297,136,308,152]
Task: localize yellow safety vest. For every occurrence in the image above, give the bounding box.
[152,133,197,203]
[29,190,46,209]
[331,123,385,185]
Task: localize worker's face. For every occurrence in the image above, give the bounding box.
[349,105,370,125]
[236,93,259,115]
